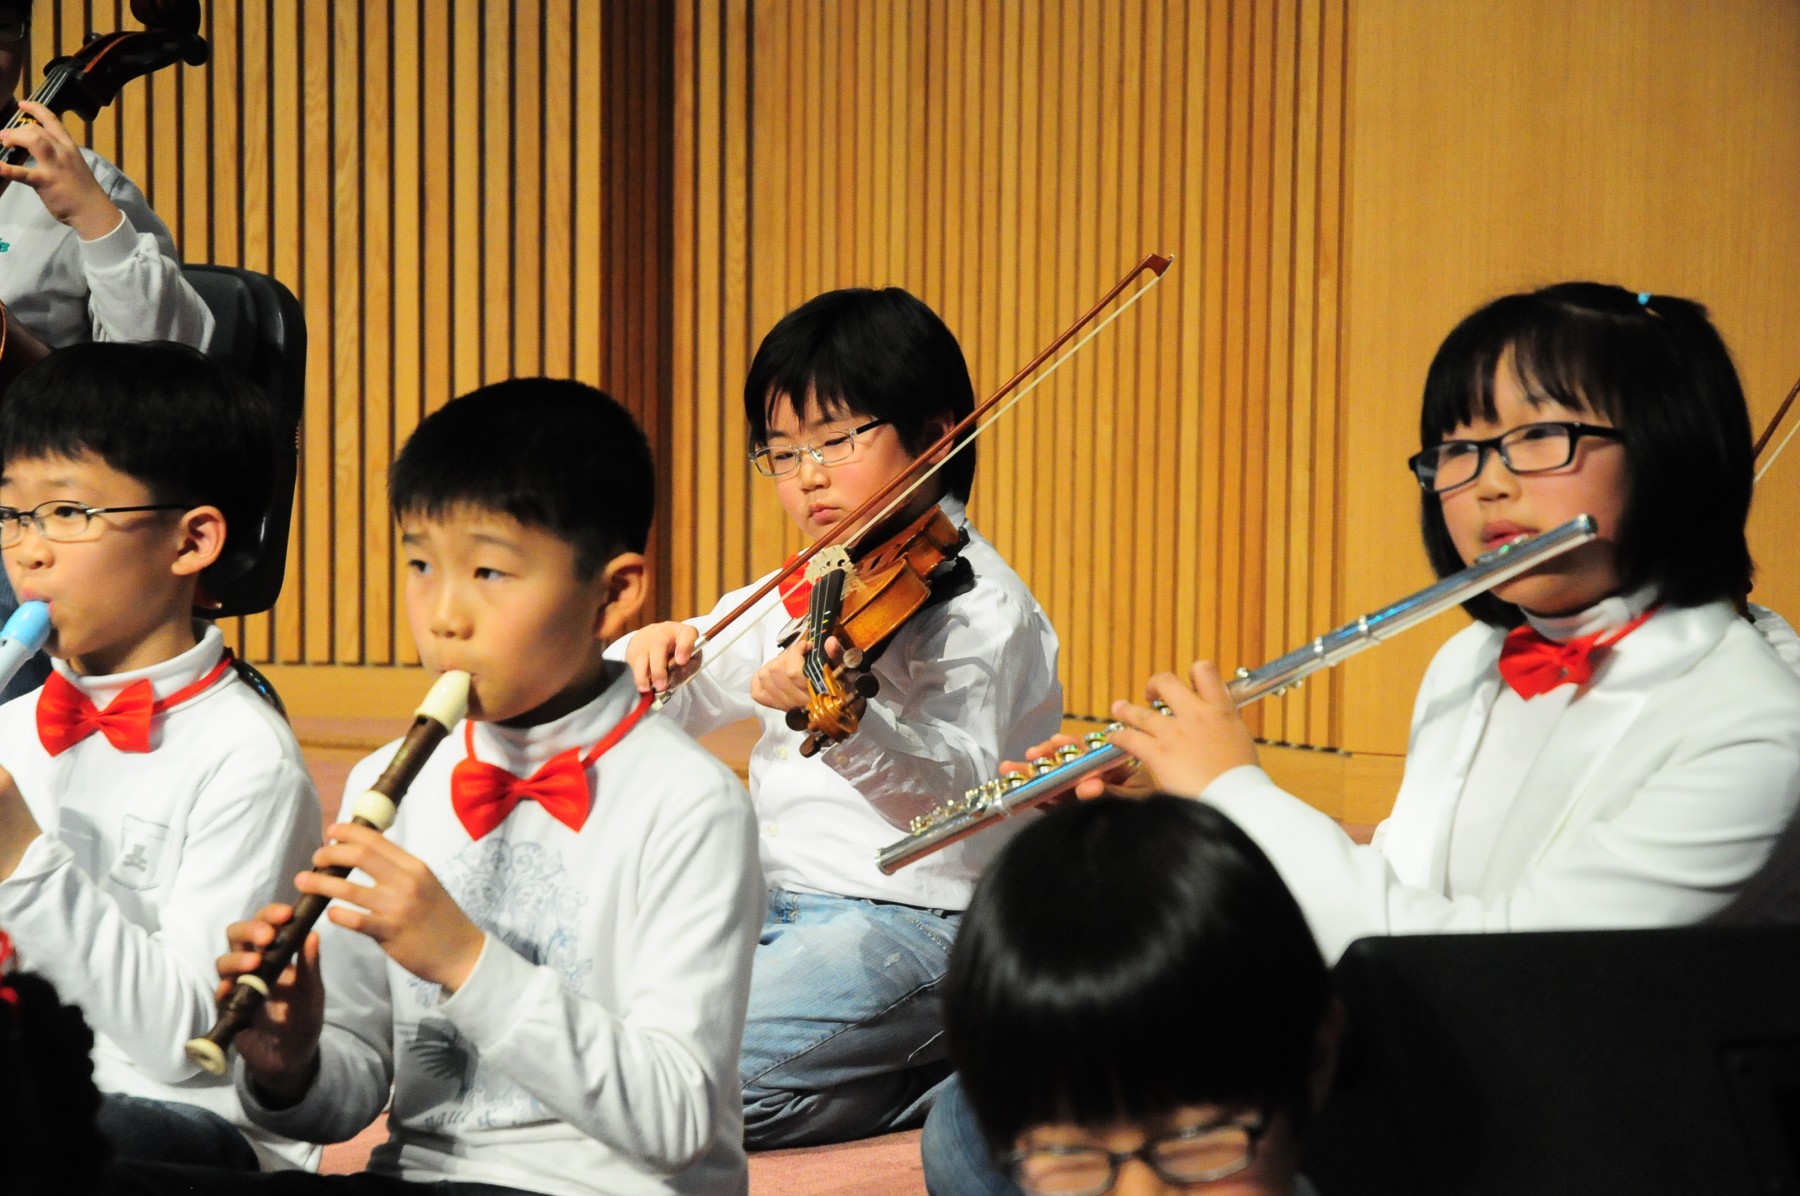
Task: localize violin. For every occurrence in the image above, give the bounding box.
[726,252,1170,754]
[784,503,970,757]
[0,0,208,388]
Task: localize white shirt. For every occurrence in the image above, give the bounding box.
[611,499,1063,911]
[1202,600,1800,962]
[0,146,213,350]
[241,671,763,1196]
[0,625,321,1168]
[1446,586,1659,894]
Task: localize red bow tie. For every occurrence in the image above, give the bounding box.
[451,748,592,839]
[1497,605,1659,699]
[447,691,655,840]
[35,654,235,757]
[778,554,812,618]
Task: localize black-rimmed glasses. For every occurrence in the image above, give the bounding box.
[0,500,189,548]
[748,418,888,478]
[1408,421,1623,493]
[1001,1114,1268,1196]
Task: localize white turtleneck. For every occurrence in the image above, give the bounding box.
[1446,587,1660,895]
[0,623,322,1169]
[242,669,763,1196]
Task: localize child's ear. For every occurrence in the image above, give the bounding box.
[169,506,227,577]
[593,552,648,642]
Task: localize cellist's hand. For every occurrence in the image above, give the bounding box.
[0,102,122,240]
[753,636,843,713]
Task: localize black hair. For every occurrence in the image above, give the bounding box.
[0,342,280,559]
[743,287,977,501]
[0,969,109,1194]
[944,796,1331,1156]
[1418,282,1754,627]
[389,377,654,575]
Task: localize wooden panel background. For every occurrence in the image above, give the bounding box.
[671,0,1351,747]
[1336,0,1800,754]
[24,1,1800,786]
[25,0,670,710]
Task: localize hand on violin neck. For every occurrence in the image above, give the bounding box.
[624,619,703,695]
[0,101,122,240]
[752,633,843,714]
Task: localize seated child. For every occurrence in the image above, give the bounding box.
[0,343,321,1169]
[922,796,1340,1196]
[0,0,219,703]
[620,287,1063,1147]
[1,926,112,1196]
[1061,282,1800,960]
[113,379,763,1196]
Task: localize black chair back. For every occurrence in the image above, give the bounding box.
[180,265,306,619]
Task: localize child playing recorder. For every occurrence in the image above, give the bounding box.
[115,379,763,1196]
[0,342,320,1170]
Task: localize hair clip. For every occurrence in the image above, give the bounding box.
[1637,292,1652,306]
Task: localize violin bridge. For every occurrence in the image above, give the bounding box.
[806,547,853,582]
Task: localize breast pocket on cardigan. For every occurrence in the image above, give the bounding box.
[110,816,170,891]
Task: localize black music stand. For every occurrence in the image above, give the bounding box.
[1304,925,1800,1196]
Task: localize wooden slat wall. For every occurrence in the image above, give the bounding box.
[30,1,669,707]
[671,0,1351,744]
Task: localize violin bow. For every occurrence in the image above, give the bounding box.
[1753,371,1800,482]
[667,250,1174,682]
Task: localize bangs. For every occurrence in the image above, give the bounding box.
[945,799,1327,1154]
[1418,289,1634,443]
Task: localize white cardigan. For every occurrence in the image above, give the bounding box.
[1203,600,1800,962]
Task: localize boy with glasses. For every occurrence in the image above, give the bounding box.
[0,343,319,1169]
[621,287,1062,1148]
[0,0,217,702]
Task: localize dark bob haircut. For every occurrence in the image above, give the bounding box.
[743,287,977,501]
[0,342,280,558]
[389,378,653,575]
[1418,282,1754,627]
[943,796,1331,1155]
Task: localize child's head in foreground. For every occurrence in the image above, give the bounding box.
[944,796,1336,1196]
[1,929,109,1195]
[1413,281,1754,627]
[0,342,280,675]
[743,287,975,541]
[388,377,654,725]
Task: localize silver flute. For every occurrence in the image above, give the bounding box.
[875,514,1597,874]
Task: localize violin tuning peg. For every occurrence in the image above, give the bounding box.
[785,707,810,733]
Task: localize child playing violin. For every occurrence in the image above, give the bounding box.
[619,287,1063,1148]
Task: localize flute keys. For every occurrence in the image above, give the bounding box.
[1083,731,1109,752]
[1055,742,1084,765]
[1002,771,1029,791]
[1034,756,1058,776]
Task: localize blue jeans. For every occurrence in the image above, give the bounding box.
[740,889,962,1148]
[0,571,51,703]
[920,1076,1025,1196]
[97,1092,260,1170]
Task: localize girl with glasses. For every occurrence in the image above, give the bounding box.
[925,279,1800,1191]
[1044,282,1800,961]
